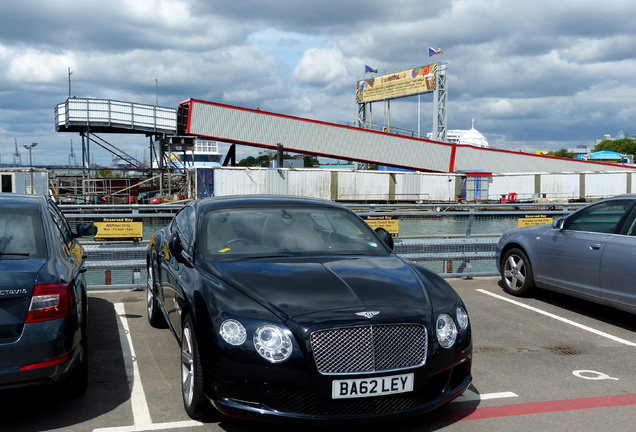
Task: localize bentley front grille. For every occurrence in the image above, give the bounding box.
[310,324,428,374]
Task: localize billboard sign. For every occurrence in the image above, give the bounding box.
[356,63,438,103]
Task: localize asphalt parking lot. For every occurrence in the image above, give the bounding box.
[2,277,635,432]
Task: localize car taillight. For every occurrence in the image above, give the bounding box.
[25,284,72,323]
[20,353,70,371]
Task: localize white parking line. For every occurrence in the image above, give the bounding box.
[454,389,518,402]
[93,303,203,432]
[93,420,204,432]
[477,289,636,347]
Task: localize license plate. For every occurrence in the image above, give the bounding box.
[332,373,414,399]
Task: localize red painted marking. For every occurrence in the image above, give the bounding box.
[430,393,636,423]
[448,144,457,173]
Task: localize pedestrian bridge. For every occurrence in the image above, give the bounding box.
[56,97,635,174]
[180,98,635,173]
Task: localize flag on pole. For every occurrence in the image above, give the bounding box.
[428,47,443,57]
[365,65,378,73]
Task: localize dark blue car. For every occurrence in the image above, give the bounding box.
[147,195,472,424]
[0,194,95,395]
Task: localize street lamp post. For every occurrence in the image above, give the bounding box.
[154,78,158,106]
[23,142,37,193]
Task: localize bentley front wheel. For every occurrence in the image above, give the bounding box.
[181,315,212,419]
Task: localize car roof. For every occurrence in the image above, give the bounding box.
[585,194,636,205]
[0,193,45,207]
[606,194,636,199]
[190,195,348,211]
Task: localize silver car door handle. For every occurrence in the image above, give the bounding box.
[590,243,602,250]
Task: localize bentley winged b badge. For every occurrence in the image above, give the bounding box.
[355,311,380,319]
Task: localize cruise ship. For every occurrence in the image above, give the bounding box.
[170,139,223,169]
[429,120,489,147]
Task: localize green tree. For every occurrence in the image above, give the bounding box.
[239,153,307,167]
[238,156,257,167]
[97,167,116,177]
[303,156,319,167]
[546,149,575,158]
[593,138,636,156]
[238,155,270,167]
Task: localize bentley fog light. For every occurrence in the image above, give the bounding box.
[254,324,292,362]
[456,306,469,331]
[436,313,457,348]
[220,319,247,345]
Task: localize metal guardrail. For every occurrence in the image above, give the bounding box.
[83,243,148,269]
[64,204,181,290]
[66,202,585,289]
[81,242,148,290]
[394,236,499,261]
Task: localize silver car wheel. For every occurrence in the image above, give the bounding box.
[146,265,155,317]
[501,248,535,297]
[181,325,195,407]
[180,316,212,419]
[504,254,525,289]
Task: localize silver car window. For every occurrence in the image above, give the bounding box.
[622,208,636,236]
[564,200,634,234]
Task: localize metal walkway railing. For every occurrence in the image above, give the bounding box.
[66,202,583,289]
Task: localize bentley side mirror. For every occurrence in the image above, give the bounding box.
[169,232,184,257]
[75,223,98,237]
[375,227,394,250]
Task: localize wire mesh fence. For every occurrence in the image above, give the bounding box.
[63,202,585,289]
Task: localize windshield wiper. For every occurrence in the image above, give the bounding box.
[0,252,31,257]
[248,253,298,259]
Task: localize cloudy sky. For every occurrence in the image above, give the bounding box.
[1,0,635,167]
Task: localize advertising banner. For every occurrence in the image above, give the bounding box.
[356,63,437,103]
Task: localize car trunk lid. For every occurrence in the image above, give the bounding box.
[0,259,45,342]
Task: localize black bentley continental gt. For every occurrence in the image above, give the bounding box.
[146,195,472,423]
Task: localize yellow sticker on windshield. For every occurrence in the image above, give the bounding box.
[218,248,231,253]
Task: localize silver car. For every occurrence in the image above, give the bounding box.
[497,194,636,314]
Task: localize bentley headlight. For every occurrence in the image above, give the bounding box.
[254,324,293,362]
[456,306,469,331]
[436,313,457,348]
[220,319,247,345]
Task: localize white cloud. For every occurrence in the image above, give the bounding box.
[487,99,515,115]
[293,47,349,90]
[5,49,75,83]
[1,0,635,165]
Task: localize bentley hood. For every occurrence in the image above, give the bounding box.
[211,255,432,320]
